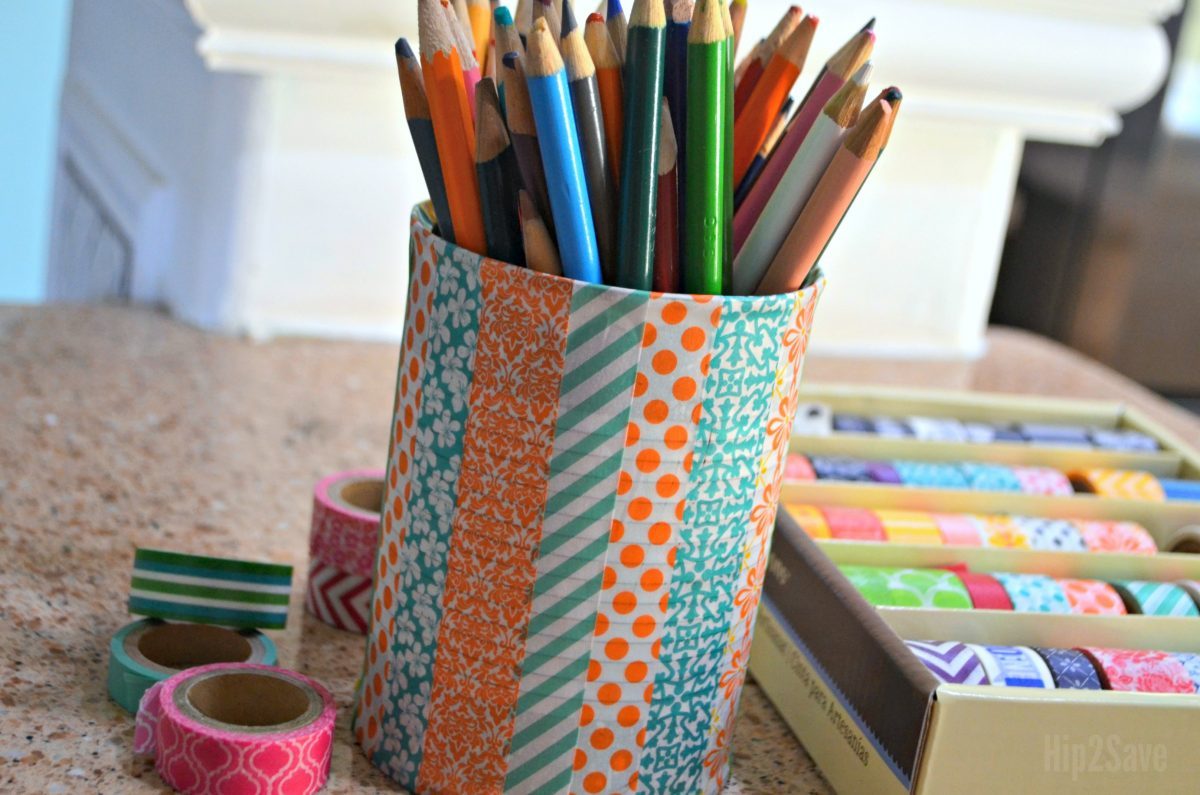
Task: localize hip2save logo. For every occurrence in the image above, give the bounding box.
[1045,734,1167,780]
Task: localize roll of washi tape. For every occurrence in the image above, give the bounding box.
[932,513,983,546]
[971,514,1031,549]
[839,565,894,606]
[1017,422,1091,448]
[1068,468,1166,502]
[810,455,875,482]
[305,560,373,634]
[951,571,1013,610]
[1073,520,1158,555]
[990,425,1025,443]
[992,573,1072,613]
[1010,516,1088,552]
[875,510,944,545]
[1161,478,1200,502]
[907,416,969,443]
[1011,466,1074,496]
[1176,580,1200,609]
[1057,579,1128,616]
[905,640,990,684]
[1166,527,1200,554]
[962,422,996,445]
[1088,428,1159,452]
[792,402,832,436]
[1171,652,1200,692]
[958,462,1023,493]
[134,662,336,793]
[783,453,816,481]
[108,619,277,713]
[1031,647,1103,690]
[842,566,973,609]
[1111,580,1200,617]
[865,460,902,484]
[309,469,385,579]
[832,414,874,434]
[784,504,831,539]
[1079,647,1196,693]
[819,506,886,541]
[871,416,912,438]
[968,645,1055,688]
[129,549,294,630]
[892,460,969,490]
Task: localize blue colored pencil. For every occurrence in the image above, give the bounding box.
[525,18,603,283]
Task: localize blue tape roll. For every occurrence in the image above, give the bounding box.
[832,414,874,434]
[893,460,968,489]
[809,456,874,482]
[107,618,277,712]
[1162,478,1200,503]
[958,462,1023,492]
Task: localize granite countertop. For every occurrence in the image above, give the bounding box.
[2,306,1197,794]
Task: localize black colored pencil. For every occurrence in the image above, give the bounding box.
[475,78,526,265]
[395,38,456,243]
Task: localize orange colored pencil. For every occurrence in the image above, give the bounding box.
[755,98,894,294]
[419,0,486,254]
[733,5,800,116]
[585,12,624,185]
[732,14,816,185]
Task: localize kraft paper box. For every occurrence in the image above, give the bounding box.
[751,511,1200,795]
[353,204,823,794]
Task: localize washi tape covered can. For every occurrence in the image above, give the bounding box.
[354,204,824,794]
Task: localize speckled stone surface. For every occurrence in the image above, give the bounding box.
[1,306,1197,794]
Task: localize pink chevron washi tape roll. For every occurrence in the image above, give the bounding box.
[305,470,384,633]
[353,204,824,794]
[134,662,335,795]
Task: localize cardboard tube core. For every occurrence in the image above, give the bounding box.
[1167,527,1200,554]
[137,623,253,670]
[337,478,384,515]
[185,671,315,728]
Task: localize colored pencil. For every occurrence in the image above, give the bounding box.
[664,0,691,263]
[733,6,800,117]
[607,0,629,63]
[494,6,524,57]
[516,0,533,46]
[562,2,618,282]
[396,39,457,245]
[734,38,763,84]
[443,0,483,117]
[614,0,666,290]
[467,0,493,69]
[526,18,603,282]
[732,14,816,185]
[721,0,735,291]
[534,0,563,47]
[654,100,680,293]
[734,27,874,253]
[756,97,894,294]
[682,0,727,294]
[730,0,747,57]
[732,64,868,294]
[419,0,486,254]
[734,95,793,208]
[475,79,526,265]
[452,0,475,48]
[501,52,556,238]
[519,189,564,275]
[585,13,624,185]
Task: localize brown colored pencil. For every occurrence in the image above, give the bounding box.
[501,52,556,237]
[654,100,679,293]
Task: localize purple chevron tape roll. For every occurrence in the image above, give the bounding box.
[905,640,990,685]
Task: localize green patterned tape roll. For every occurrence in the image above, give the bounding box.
[107,618,276,712]
[129,548,293,629]
[840,565,973,609]
[1113,580,1200,617]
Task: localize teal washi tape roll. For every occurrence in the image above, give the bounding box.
[107,618,277,712]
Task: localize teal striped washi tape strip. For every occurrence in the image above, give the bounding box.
[129,548,294,629]
[107,618,277,712]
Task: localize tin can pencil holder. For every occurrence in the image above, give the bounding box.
[354,204,824,794]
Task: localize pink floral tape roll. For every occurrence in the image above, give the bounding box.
[1073,520,1158,554]
[1011,466,1074,496]
[309,470,385,578]
[932,513,983,546]
[134,663,335,795]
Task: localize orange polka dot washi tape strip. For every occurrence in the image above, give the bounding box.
[1058,579,1128,615]
[1069,468,1166,501]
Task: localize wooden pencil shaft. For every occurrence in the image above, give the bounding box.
[520,191,564,275]
[614,12,665,290]
[730,0,747,57]
[654,163,680,292]
[568,74,617,283]
[512,132,556,236]
[607,6,628,63]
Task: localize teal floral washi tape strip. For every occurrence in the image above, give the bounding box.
[1113,580,1200,617]
[993,573,1072,614]
[129,548,294,629]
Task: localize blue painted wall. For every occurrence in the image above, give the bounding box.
[0,1,72,303]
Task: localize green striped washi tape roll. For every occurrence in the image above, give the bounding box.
[1112,580,1200,617]
[129,548,294,629]
[107,618,277,712]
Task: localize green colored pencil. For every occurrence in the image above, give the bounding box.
[614,0,666,290]
[721,0,735,293]
[682,0,727,294]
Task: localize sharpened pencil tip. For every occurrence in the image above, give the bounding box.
[396,37,414,59]
[561,0,578,38]
[495,6,513,24]
[607,0,624,18]
[587,12,604,24]
[884,86,902,102]
[860,16,876,32]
